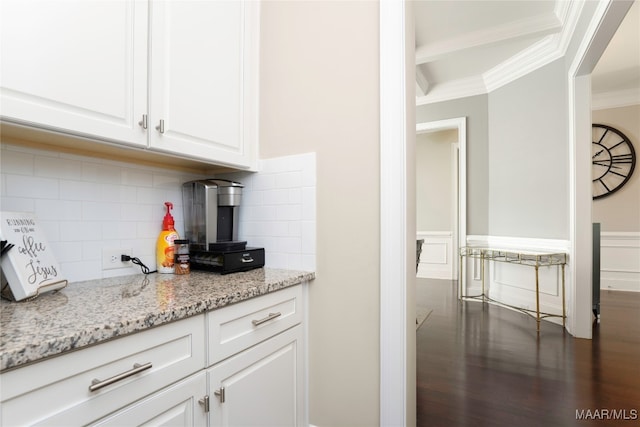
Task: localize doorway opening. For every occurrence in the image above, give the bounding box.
[416,117,467,284]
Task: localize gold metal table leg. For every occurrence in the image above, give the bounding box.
[535,264,540,332]
[459,253,463,300]
[562,263,566,327]
[481,252,486,302]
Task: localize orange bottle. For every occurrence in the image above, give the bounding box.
[156,202,179,274]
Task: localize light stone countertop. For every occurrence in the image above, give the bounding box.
[0,268,314,372]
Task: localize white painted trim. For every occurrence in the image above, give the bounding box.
[380,1,408,425]
[451,142,459,279]
[466,235,570,253]
[418,231,453,237]
[416,117,467,270]
[601,231,640,240]
[415,1,585,105]
[567,0,633,339]
[592,89,640,110]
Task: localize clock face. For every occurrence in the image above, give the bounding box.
[592,124,636,200]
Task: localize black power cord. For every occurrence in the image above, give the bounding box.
[121,255,157,275]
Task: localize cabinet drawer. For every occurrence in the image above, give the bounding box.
[1,315,205,426]
[208,285,302,366]
[91,372,207,427]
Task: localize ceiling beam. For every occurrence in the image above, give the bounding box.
[415,66,429,96]
[415,13,562,65]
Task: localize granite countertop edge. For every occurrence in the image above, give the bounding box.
[0,268,315,372]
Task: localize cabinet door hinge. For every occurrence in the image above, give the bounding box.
[198,395,210,413]
[214,387,226,403]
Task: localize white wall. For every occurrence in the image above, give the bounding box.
[416,130,455,231]
[416,95,489,235]
[487,59,569,240]
[259,1,381,425]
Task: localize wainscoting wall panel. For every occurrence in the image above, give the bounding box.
[600,232,640,292]
[417,231,454,280]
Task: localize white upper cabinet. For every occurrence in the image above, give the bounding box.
[0,0,149,147]
[148,0,259,169]
[0,0,259,169]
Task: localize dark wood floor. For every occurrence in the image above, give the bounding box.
[416,279,640,427]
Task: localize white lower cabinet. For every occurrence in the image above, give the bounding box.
[0,315,206,426]
[92,372,208,427]
[0,285,306,427]
[207,326,303,427]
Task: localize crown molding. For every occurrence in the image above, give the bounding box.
[415,0,585,106]
[484,0,584,92]
[592,88,640,110]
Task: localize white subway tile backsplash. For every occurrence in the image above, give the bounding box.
[80,241,103,263]
[82,201,122,221]
[34,199,82,221]
[50,241,83,263]
[218,152,316,271]
[122,169,154,187]
[263,188,290,205]
[288,188,302,204]
[35,155,82,180]
[276,204,302,221]
[5,174,59,199]
[59,180,95,201]
[59,220,103,242]
[1,149,34,175]
[81,162,122,184]
[1,142,316,282]
[252,174,276,191]
[0,197,35,212]
[275,171,302,189]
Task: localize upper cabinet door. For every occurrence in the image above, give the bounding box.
[148,0,259,169]
[0,0,148,147]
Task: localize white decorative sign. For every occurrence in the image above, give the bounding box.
[0,211,66,301]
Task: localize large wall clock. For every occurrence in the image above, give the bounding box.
[592,123,636,200]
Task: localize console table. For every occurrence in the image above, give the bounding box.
[459,247,567,331]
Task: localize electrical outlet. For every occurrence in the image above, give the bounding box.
[102,248,132,270]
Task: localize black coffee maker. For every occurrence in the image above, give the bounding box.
[182,179,264,274]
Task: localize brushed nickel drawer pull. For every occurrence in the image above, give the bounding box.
[214,387,225,403]
[156,119,165,133]
[89,362,152,392]
[138,114,148,129]
[251,312,282,326]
